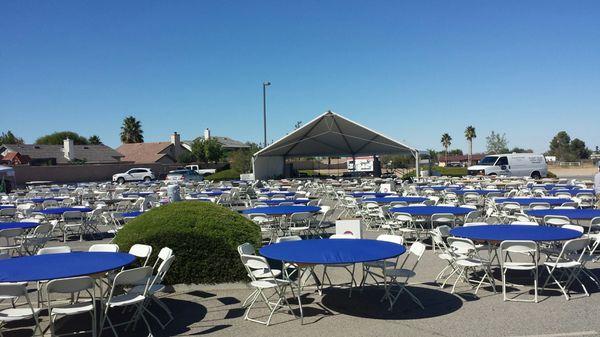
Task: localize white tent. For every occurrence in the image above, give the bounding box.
[252,111,421,179]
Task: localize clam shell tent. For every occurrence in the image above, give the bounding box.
[0,165,16,193]
[252,111,421,179]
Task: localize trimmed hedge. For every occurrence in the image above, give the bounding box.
[206,168,240,182]
[113,201,261,285]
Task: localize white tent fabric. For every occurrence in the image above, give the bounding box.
[253,111,420,179]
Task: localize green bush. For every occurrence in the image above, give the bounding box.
[547,171,557,179]
[113,201,261,284]
[206,168,240,182]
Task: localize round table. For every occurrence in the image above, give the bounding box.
[121,192,154,197]
[0,222,39,230]
[242,205,320,216]
[352,192,395,198]
[454,189,505,195]
[261,199,309,206]
[190,191,224,197]
[525,209,600,221]
[38,207,93,215]
[450,225,582,242]
[0,205,16,210]
[0,252,136,282]
[548,189,595,196]
[361,196,427,204]
[389,206,473,216]
[260,238,406,265]
[29,197,68,203]
[259,191,295,197]
[494,197,572,206]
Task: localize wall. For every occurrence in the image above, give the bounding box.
[12,162,227,185]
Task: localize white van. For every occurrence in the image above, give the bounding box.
[467,153,547,179]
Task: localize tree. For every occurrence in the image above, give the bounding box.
[570,138,591,159]
[440,133,452,164]
[36,131,89,145]
[464,126,476,164]
[510,147,533,153]
[88,135,102,145]
[205,138,224,163]
[229,142,263,173]
[486,131,509,154]
[547,131,591,161]
[120,116,144,143]
[0,131,24,145]
[177,151,195,164]
[190,139,207,163]
[426,149,438,175]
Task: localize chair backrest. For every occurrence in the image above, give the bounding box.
[431,213,455,223]
[290,212,313,223]
[464,210,482,223]
[89,244,119,252]
[557,237,590,261]
[0,227,25,239]
[543,215,571,226]
[447,237,476,256]
[129,244,153,266]
[275,236,302,243]
[37,246,71,255]
[394,212,413,223]
[376,234,404,245]
[529,202,550,210]
[240,254,275,281]
[511,221,539,226]
[463,222,488,227]
[562,224,584,233]
[111,266,153,288]
[330,233,356,239]
[46,276,95,295]
[237,242,255,256]
[62,210,83,222]
[0,282,28,297]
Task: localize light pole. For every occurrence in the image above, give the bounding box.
[262,81,270,148]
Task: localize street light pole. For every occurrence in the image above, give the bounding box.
[262,81,271,148]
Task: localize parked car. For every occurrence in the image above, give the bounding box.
[446,162,463,168]
[165,169,204,183]
[185,164,216,176]
[467,153,547,179]
[112,168,155,184]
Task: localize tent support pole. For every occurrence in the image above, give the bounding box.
[414,151,420,181]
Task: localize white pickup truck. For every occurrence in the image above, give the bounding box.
[185,165,216,176]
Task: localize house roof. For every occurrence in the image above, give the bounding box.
[182,136,249,149]
[1,151,30,163]
[116,142,174,163]
[0,144,123,164]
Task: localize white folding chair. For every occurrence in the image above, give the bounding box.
[46,276,96,337]
[100,267,154,337]
[128,244,153,266]
[381,242,426,310]
[0,228,25,256]
[360,234,404,289]
[0,283,42,336]
[89,244,119,252]
[542,237,590,300]
[240,254,296,326]
[322,234,358,297]
[447,237,496,294]
[500,240,539,302]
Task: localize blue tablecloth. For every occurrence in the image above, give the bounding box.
[258,191,295,197]
[190,190,224,197]
[242,205,321,216]
[261,199,309,206]
[529,184,577,190]
[260,239,406,264]
[450,224,582,242]
[454,189,505,195]
[0,205,16,210]
[29,197,67,203]
[361,196,427,204]
[38,207,93,215]
[352,192,395,198]
[494,197,572,206]
[0,252,136,282]
[526,209,600,220]
[122,192,154,197]
[390,206,473,216]
[0,222,39,230]
[122,211,143,218]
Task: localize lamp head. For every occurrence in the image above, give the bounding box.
[263,81,271,86]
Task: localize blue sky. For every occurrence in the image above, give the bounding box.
[1,1,599,153]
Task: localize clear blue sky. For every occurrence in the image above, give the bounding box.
[1,1,599,154]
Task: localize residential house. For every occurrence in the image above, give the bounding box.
[182,128,250,151]
[0,139,124,165]
[117,132,189,164]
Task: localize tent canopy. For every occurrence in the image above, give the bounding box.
[254,111,417,158]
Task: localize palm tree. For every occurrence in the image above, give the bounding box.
[88,135,102,145]
[120,116,144,143]
[464,126,476,164]
[441,133,452,165]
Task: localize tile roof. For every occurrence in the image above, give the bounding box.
[116,142,173,163]
[182,136,249,149]
[0,144,123,164]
